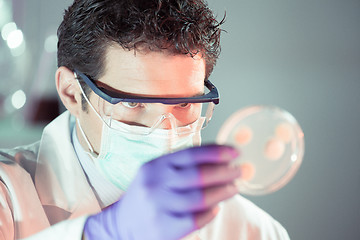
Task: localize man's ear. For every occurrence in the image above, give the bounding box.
[55,66,82,117]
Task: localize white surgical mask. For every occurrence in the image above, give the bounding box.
[77,117,202,190]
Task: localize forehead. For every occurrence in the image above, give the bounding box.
[99,45,206,98]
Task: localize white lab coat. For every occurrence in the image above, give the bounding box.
[0,111,290,240]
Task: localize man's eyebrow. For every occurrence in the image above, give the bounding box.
[192,91,206,97]
[95,81,133,96]
[94,80,206,98]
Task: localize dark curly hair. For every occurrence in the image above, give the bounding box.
[57,0,224,109]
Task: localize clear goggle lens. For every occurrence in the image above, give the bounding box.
[97,98,215,135]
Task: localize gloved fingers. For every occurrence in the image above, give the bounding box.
[199,163,242,187]
[164,144,240,167]
[202,183,238,209]
[157,205,220,238]
[193,205,221,229]
[165,162,242,190]
[158,186,203,212]
[156,212,196,240]
[161,182,238,213]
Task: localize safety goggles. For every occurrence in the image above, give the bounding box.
[74,69,220,135]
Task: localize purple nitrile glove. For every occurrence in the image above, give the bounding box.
[83,144,241,240]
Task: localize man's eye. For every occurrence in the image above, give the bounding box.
[178,103,191,108]
[122,102,141,108]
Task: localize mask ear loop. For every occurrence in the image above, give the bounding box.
[74,72,104,121]
[74,72,101,158]
[76,118,98,158]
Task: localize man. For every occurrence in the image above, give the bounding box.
[0,0,290,239]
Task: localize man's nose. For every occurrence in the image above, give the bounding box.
[156,115,177,130]
[146,104,176,128]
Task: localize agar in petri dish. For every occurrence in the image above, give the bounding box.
[238,162,256,181]
[216,105,305,196]
[234,126,253,146]
[264,138,285,161]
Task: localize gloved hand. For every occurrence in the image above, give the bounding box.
[83,144,241,240]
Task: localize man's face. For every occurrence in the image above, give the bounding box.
[77,45,206,153]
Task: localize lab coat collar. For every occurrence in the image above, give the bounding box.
[34,111,101,218]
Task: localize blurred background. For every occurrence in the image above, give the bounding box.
[0,0,359,239]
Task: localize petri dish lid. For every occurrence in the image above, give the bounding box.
[216,105,305,196]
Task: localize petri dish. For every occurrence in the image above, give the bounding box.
[216,105,305,196]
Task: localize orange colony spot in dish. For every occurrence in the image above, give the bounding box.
[234,126,253,146]
[239,162,255,181]
[275,123,293,143]
[264,138,285,161]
